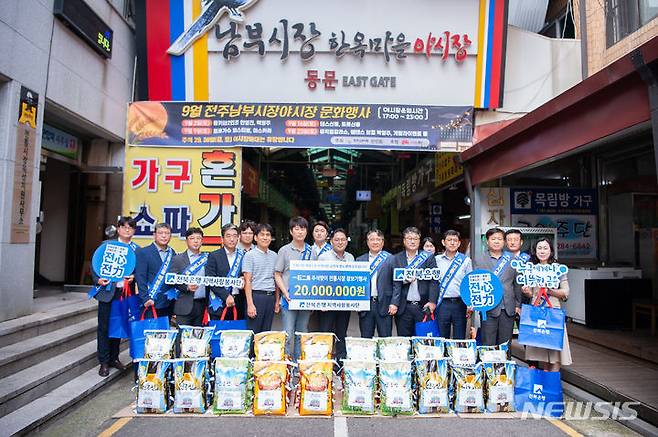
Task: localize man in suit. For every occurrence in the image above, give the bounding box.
[474,227,521,346]
[356,229,393,338]
[135,223,176,317]
[92,216,136,377]
[206,223,243,320]
[387,227,439,337]
[170,228,207,326]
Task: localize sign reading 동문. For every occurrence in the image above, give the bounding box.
[288,260,370,311]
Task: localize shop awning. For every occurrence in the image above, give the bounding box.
[461,36,658,186]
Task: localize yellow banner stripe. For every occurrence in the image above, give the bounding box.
[192,0,209,101]
[474,0,488,107]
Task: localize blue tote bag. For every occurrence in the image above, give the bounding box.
[129,306,170,359]
[207,306,248,358]
[518,293,565,351]
[108,295,130,339]
[514,366,564,417]
[415,311,440,337]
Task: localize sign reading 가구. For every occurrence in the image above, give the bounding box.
[288,260,370,311]
[92,241,137,282]
[459,269,503,321]
[511,261,569,289]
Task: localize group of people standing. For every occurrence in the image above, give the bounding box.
[92,215,571,377]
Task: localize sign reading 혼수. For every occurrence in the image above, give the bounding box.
[288,260,370,311]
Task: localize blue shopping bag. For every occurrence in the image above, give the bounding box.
[129,306,170,359]
[518,300,565,351]
[108,295,130,339]
[415,311,440,337]
[514,366,564,417]
[207,306,247,358]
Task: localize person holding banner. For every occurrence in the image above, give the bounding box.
[311,220,332,260]
[244,224,279,333]
[169,228,208,326]
[356,229,393,338]
[206,224,244,320]
[474,227,521,346]
[522,238,572,370]
[388,227,439,337]
[318,228,355,360]
[92,216,137,377]
[135,223,176,318]
[435,230,472,339]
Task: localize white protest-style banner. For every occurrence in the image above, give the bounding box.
[511,261,568,289]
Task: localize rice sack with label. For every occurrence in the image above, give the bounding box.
[345,337,377,361]
[136,360,171,414]
[483,361,516,413]
[143,330,177,359]
[172,359,207,413]
[299,333,334,360]
[415,358,450,414]
[253,361,289,415]
[377,337,411,361]
[219,330,253,358]
[254,331,287,361]
[341,360,377,415]
[379,361,414,415]
[477,343,509,363]
[452,364,484,413]
[412,337,445,360]
[180,326,214,359]
[298,360,334,416]
[213,357,252,414]
[445,339,477,366]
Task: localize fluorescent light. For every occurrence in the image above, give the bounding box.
[457,214,471,220]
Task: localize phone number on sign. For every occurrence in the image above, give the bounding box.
[292,284,367,298]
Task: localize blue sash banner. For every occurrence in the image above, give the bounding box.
[166,253,209,300]
[89,241,137,299]
[317,243,333,257]
[517,252,531,263]
[518,303,565,351]
[459,269,503,321]
[492,251,513,278]
[514,366,564,418]
[393,251,434,281]
[209,249,245,311]
[302,243,313,261]
[288,260,370,311]
[148,248,173,300]
[369,251,390,276]
[437,253,466,307]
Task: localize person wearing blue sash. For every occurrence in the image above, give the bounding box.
[91,216,137,377]
[474,227,521,346]
[435,230,472,339]
[356,229,393,338]
[135,223,176,318]
[169,228,208,326]
[310,220,331,260]
[274,216,313,359]
[206,224,244,319]
[244,224,279,333]
[388,227,439,337]
[505,228,531,305]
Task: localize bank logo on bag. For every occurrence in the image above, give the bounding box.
[537,320,547,329]
[530,384,546,401]
[533,384,543,395]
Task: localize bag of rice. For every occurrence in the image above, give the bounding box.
[412,337,445,360]
[345,337,377,361]
[451,364,484,413]
[172,359,208,413]
[212,357,252,414]
[253,360,289,415]
[341,360,377,415]
[379,360,414,416]
[415,358,450,414]
[254,331,287,361]
[377,337,411,361]
[483,361,516,413]
[179,326,214,359]
[298,332,334,361]
[445,339,477,366]
[144,330,178,359]
[136,359,171,414]
[477,343,509,362]
[219,330,253,358]
[298,360,334,416]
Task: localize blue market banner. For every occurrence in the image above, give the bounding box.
[288,260,371,311]
[127,101,473,152]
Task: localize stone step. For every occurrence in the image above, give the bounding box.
[0,298,97,348]
[0,349,131,436]
[0,339,128,418]
[0,318,97,379]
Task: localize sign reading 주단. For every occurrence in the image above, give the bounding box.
[459,269,503,321]
[288,260,370,311]
[511,261,568,289]
[92,241,137,281]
